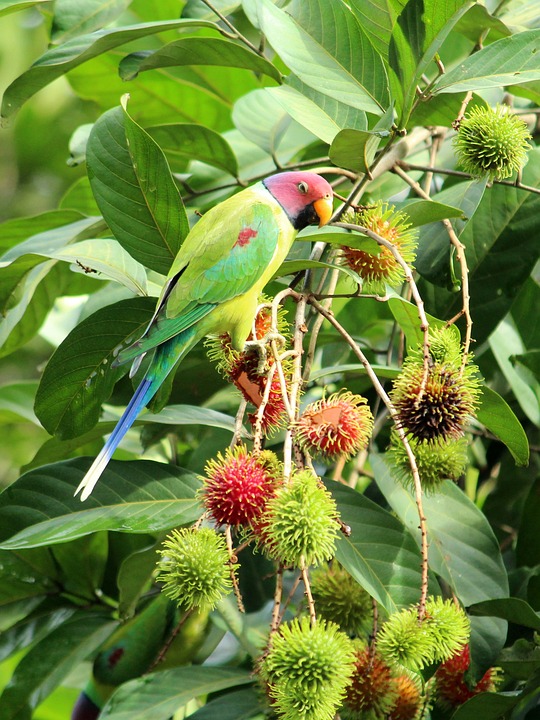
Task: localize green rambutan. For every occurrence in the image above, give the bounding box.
[424,597,470,663]
[341,201,418,294]
[377,607,436,673]
[261,617,355,720]
[294,391,374,461]
[156,527,236,610]
[388,429,469,493]
[260,470,340,568]
[311,564,372,636]
[454,104,531,181]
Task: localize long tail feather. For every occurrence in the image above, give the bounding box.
[76,328,199,501]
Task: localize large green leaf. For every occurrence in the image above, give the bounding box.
[0,19,218,121]
[0,612,116,720]
[0,458,202,549]
[347,0,407,58]
[422,151,540,343]
[373,454,509,605]
[0,550,55,606]
[147,123,238,176]
[232,88,292,156]
[326,479,431,614]
[0,382,39,425]
[188,688,262,720]
[388,0,474,124]
[243,0,388,114]
[0,605,76,663]
[86,99,187,275]
[434,28,540,94]
[477,386,530,466]
[100,667,253,720]
[34,297,156,440]
[119,37,281,83]
[469,597,540,631]
[0,0,48,16]
[51,0,131,42]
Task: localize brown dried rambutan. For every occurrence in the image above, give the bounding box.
[390,327,481,443]
[341,645,398,719]
[340,201,418,294]
[201,445,281,527]
[294,391,374,460]
[435,643,497,708]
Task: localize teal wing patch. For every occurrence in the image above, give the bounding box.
[174,202,281,307]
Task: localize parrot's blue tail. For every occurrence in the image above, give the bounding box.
[75,329,198,501]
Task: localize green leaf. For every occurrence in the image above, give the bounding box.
[268,79,367,144]
[0,458,202,549]
[329,128,387,174]
[477,386,529,466]
[434,28,540,94]
[243,0,388,114]
[468,597,540,631]
[141,404,239,434]
[387,297,459,348]
[498,639,540,681]
[100,667,253,720]
[513,349,540,379]
[373,454,509,605]
[389,0,475,124]
[298,228,380,254]
[60,177,101,215]
[34,297,156,440]
[119,37,281,83]
[398,199,464,226]
[0,605,76,663]
[310,363,401,381]
[147,123,238,176]
[489,319,540,427]
[0,19,219,122]
[516,478,540,568]
[347,0,407,58]
[188,688,263,720]
[326,479,431,613]
[232,88,292,156]
[0,0,48,17]
[86,99,187,275]
[117,542,161,617]
[0,550,54,606]
[0,382,39,425]
[450,693,520,719]
[0,612,116,720]
[51,0,131,42]
[275,259,364,286]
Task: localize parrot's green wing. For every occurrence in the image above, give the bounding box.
[117,193,283,365]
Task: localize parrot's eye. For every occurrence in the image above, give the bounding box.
[297,181,309,194]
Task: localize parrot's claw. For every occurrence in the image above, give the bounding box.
[244,332,287,373]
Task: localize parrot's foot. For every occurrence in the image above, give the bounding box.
[244,332,287,373]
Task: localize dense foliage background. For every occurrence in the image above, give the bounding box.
[1,0,540,718]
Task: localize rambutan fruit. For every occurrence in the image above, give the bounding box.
[157,527,236,610]
[340,201,418,294]
[424,597,470,663]
[341,645,398,719]
[390,328,480,443]
[201,445,281,527]
[294,391,374,461]
[388,673,422,720]
[377,607,436,673]
[261,617,355,720]
[435,643,497,708]
[260,470,340,568]
[454,104,531,181]
[311,564,372,637]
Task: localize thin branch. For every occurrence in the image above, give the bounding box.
[306,296,430,618]
[271,566,284,633]
[199,0,263,56]
[149,609,193,670]
[301,560,317,626]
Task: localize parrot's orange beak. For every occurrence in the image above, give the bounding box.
[313,195,333,227]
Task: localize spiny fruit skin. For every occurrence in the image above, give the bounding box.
[295,391,374,460]
[388,674,422,720]
[435,643,497,708]
[341,201,418,294]
[390,328,481,443]
[157,528,236,610]
[424,597,470,663]
[389,430,469,493]
[202,445,281,527]
[341,646,398,719]
[377,607,436,673]
[311,564,372,637]
[454,104,531,181]
[260,470,340,567]
[261,617,356,720]
[206,302,291,433]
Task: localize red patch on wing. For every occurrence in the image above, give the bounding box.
[234,226,258,248]
[108,647,124,668]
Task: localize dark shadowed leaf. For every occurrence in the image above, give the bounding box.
[468,597,540,631]
[34,297,156,440]
[0,458,202,549]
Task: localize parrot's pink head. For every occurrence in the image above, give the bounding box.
[263,171,334,230]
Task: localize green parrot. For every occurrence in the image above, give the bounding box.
[75,171,333,500]
[71,593,210,720]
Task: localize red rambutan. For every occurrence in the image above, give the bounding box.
[342,646,398,718]
[435,643,497,708]
[294,391,373,460]
[201,445,281,527]
[388,674,422,720]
